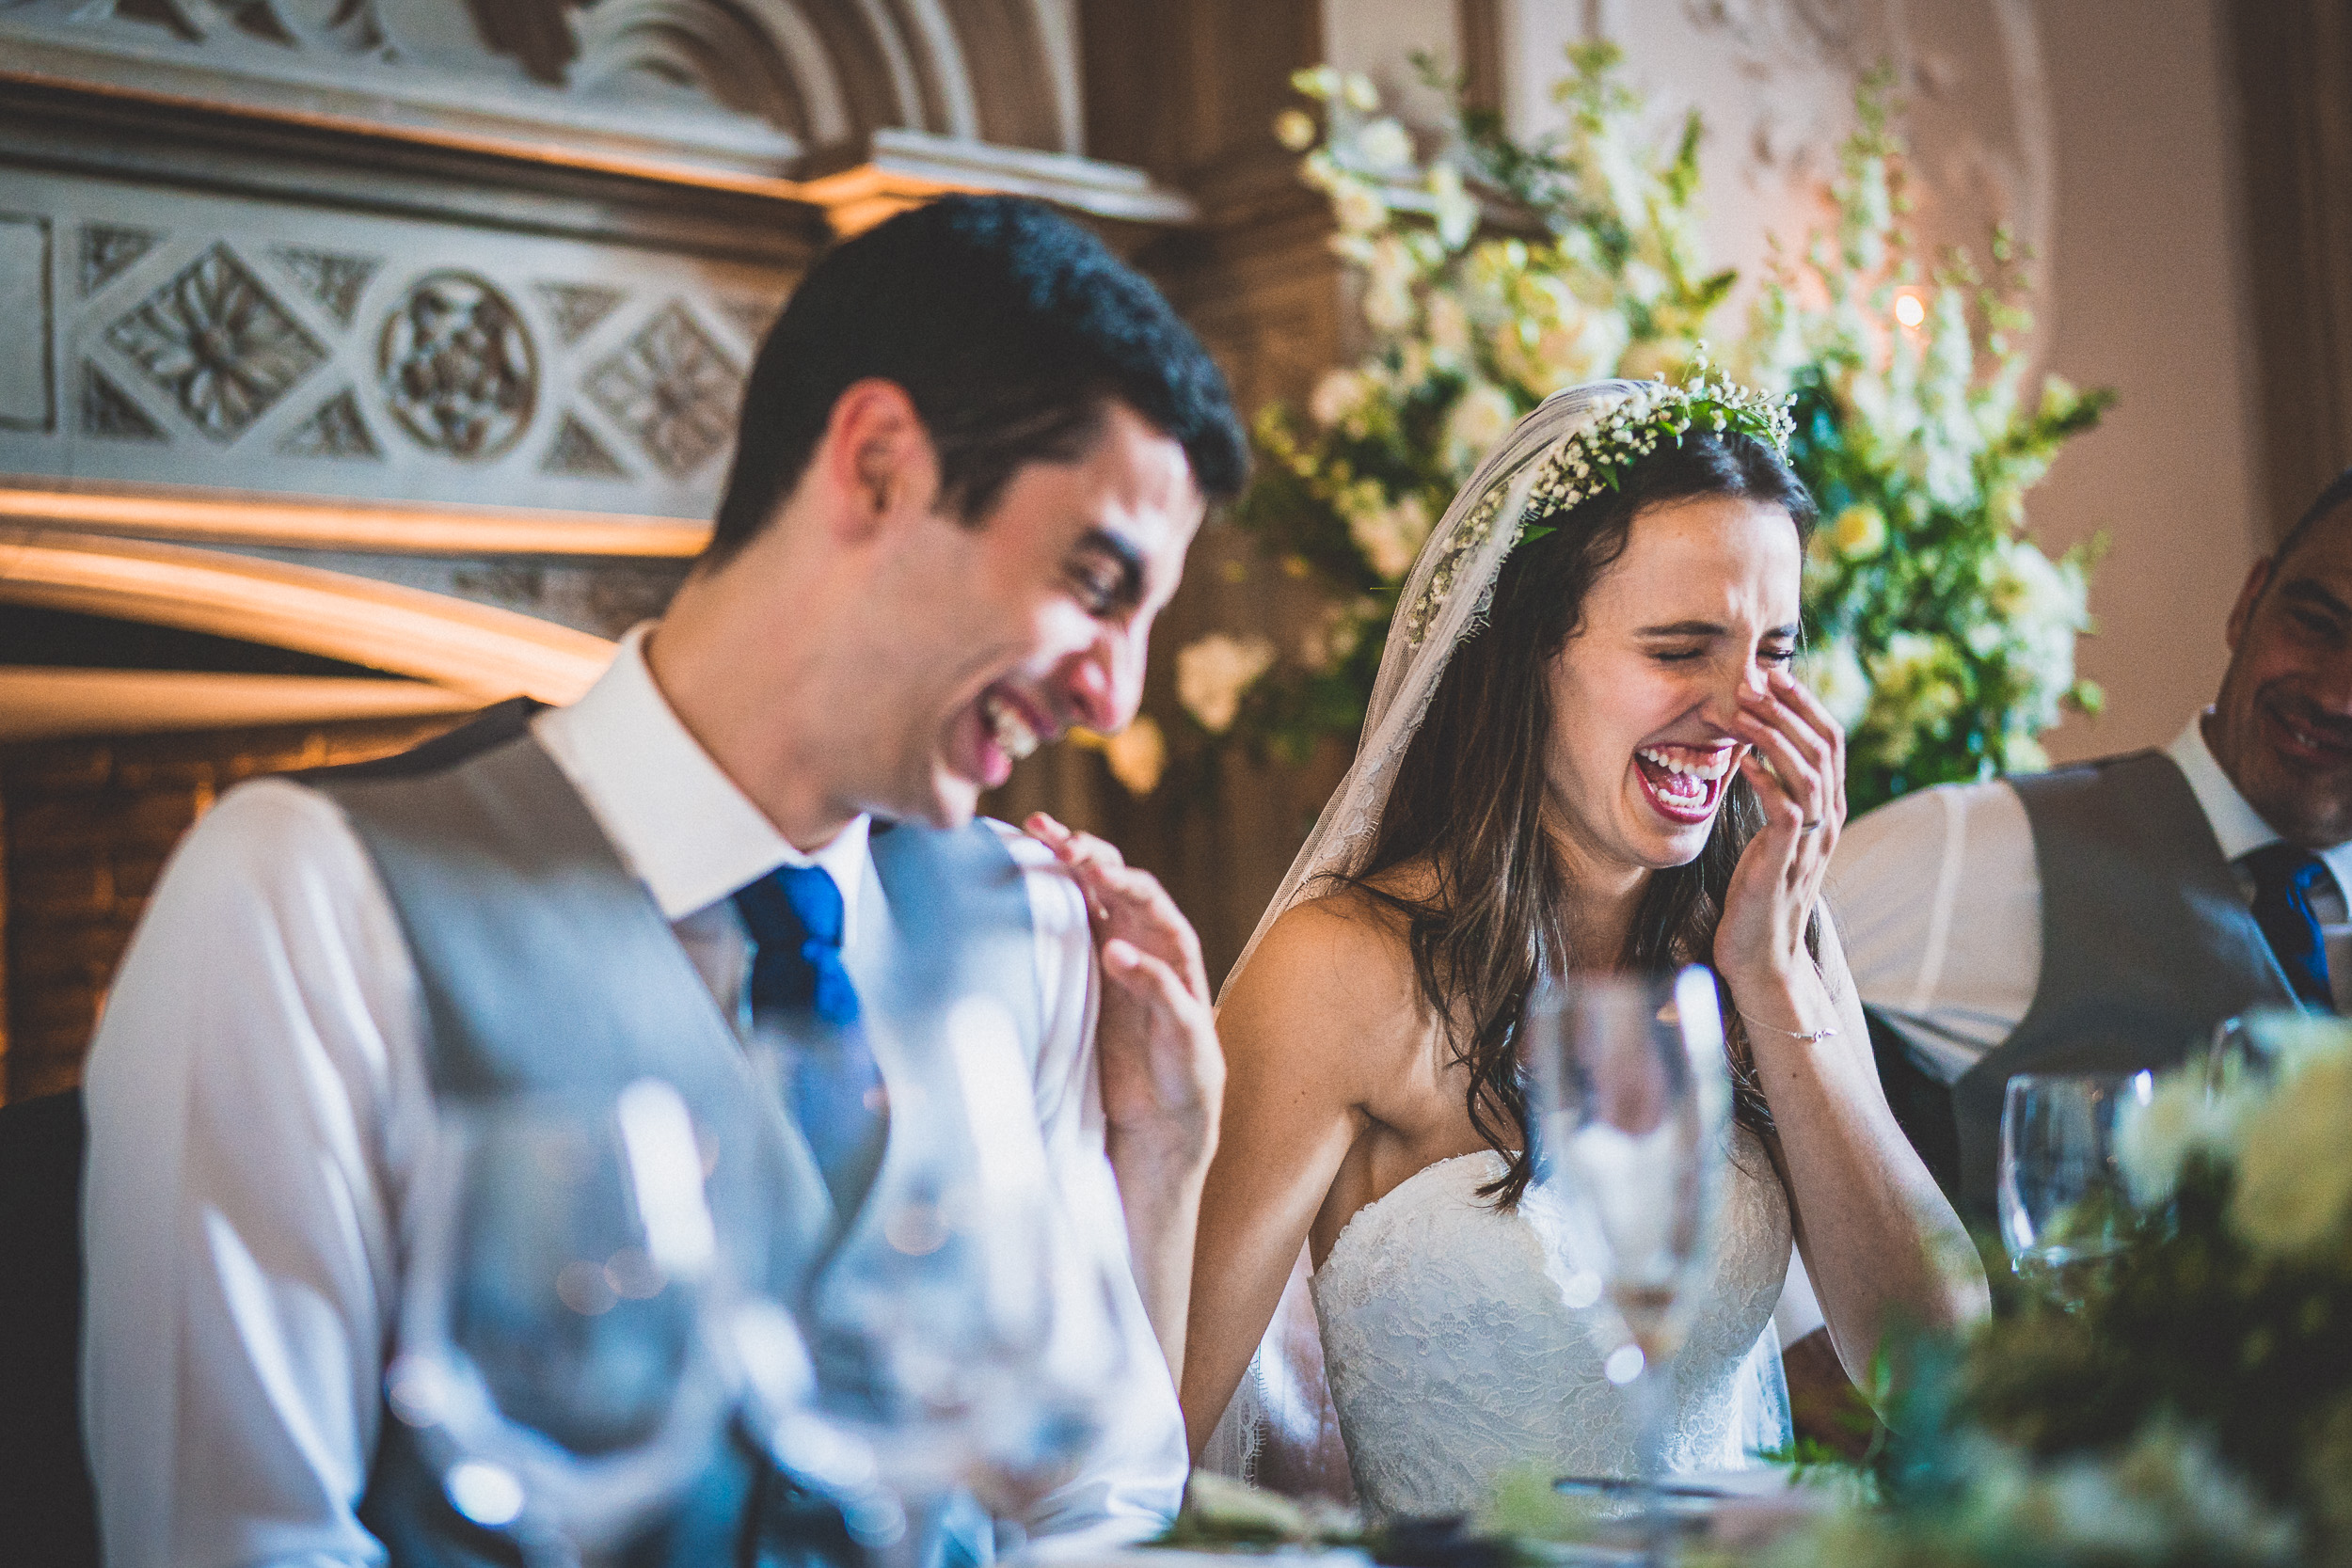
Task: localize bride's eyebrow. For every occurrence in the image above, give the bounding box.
[1633,619,1802,639]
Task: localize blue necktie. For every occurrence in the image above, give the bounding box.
[733,865,882,1203]
[2243,843,2338,1012]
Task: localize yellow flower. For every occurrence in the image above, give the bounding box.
[1102,715,1168,797]
[1274,109,1318,151]
[1342,71,1379,112]
[1833,502,1888,560]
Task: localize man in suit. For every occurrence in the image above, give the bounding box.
[1828,467,2352,1224]
[79,196,1248,1566]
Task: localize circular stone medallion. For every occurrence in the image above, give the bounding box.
[378,271,537,460]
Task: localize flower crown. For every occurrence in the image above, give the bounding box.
[1398,356,1797,650]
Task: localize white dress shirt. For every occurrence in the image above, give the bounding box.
[80,626,1184,1568]
[1829,714,2352,1085]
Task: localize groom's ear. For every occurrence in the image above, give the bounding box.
[818,378,941,546]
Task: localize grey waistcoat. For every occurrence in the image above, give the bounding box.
[1945,750,2302,1220]
[308,699,1040,1567]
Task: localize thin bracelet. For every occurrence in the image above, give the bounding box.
[1738,1012,1838,1043]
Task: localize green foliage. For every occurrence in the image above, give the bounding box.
[1158,50,2110,822]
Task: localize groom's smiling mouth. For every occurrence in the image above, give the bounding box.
[1633,742,1737,826]
[968,683,1056,788]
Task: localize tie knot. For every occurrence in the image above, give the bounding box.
[735,863,846,947]
[2244,842,2332,899]
[732,864,859,1027]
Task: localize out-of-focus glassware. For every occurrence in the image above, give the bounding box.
[386,1078,751,1568]
[1998,1070,2152,1309]
[755,997,1131,1567]
[1521,966,1732,1563]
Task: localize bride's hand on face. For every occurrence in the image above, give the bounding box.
[1713,666,1846,998]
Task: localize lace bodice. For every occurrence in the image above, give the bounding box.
[1310,1133,1793,1519]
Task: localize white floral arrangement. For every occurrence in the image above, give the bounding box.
[1136,49,2106,816]
[1779,1015,2352,1566]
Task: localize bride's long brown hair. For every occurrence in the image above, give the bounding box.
[1339,430,1818,1208]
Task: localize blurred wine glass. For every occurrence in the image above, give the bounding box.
[385,1078,747,1568]
[1521,967,1731,1561]
[1998,1071,2151,1309]
[755,998,1131,1566]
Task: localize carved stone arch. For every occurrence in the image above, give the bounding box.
[935,0,1082,152]
[567,0,826,140]
[565,0,1083,154]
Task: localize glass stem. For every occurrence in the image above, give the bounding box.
[1631,1359,1672,1568]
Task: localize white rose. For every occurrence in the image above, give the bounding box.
[1309,367,1369,428]
[1355,117,1413,172]
[1428,163,1477,249]
[1177,633,1277,735]
[1796,640,1871,731]
[1348,492,1430,580]
[1102,714,1168,796]
[2116,1074,2237,1208]
[1341,71,1378,112]
[1361,234,1415,332]
[2228,1037,2352,1257]
[1445,382,1516,467]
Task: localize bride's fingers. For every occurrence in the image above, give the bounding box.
[1735,712,1827,828]
[1770,670,1848,823]
[1740,680,1838,805]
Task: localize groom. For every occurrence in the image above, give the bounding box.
[79,195,1248,1565]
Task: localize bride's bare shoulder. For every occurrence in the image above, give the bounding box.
[1220,872,1430,1033]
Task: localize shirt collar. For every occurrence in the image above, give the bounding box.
[2167,712,2352,895]
[532,625,870,924]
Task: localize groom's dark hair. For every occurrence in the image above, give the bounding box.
[706,195,1247,564]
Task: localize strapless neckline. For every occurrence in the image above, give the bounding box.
[1309,1134,1793,1519]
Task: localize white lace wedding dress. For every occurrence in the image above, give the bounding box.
[1308,1129,1794,1518]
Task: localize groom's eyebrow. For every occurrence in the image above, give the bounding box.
[1075,527,1148,610]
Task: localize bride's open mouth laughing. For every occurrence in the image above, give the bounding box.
[1633,742,1737,825]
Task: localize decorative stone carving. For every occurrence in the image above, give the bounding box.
[80,223,154,296]
[534,281,627,345]
[377,270,537,459]
[80,361,167,443]
[543,411,628,478]
[141,0,392,55]
[0,212,52,433]
[585,301,740,478]
[105,242,326,441]
[279,387,379,458]
[271,245,380,326]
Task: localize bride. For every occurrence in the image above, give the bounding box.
[1182,375,1986,1515]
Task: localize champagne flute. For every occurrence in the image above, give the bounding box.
[1521,967,1732,1560]
[385,1078,745,1568]
[1998,1071,2151,1309]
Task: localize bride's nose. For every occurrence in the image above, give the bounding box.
[1702,656,1770,727]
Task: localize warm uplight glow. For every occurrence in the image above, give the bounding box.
[1894,292,1926,328]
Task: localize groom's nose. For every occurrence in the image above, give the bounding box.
[1060,620,1148,733]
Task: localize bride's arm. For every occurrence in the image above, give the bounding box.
[1181,898,1398,1461]
[1740,923,1988,1394]
[1722,668,1987,1396]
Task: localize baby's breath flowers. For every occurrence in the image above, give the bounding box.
[1398,355,1794,651]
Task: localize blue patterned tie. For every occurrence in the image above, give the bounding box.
[2243,843,2338,1012]
[733,864,881,1202]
